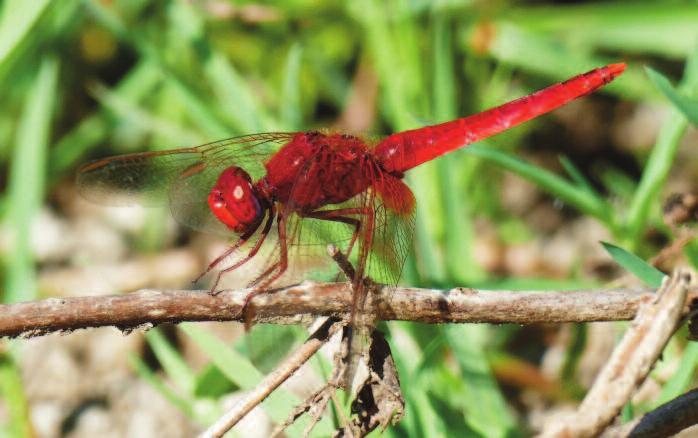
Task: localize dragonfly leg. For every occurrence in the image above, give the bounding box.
[194,233,251,285]
[303,207,373,285]
[307,206,375,390]
[303,210,361,262]
[208,204,276,293]
[238,211,289,324]
[354,206,374,288]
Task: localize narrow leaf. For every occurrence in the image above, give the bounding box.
[646,66,698,126]
[4,56,58,302]
[180,323,334,435]
[446,325,518,437]
[0,0,51,67]
[601,242,665,287]
[145,329,196,395]
[193,365,238,398]
[467,145,612,224]
[653,342,698,407]
[559,155,598,196]
[626,48,698,242]
[49,61,163,180]
[90,82,202,146]
[129,355,199,422]
[0,354,31,437]
[281,44,303,130]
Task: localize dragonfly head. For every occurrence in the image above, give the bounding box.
[208,166,266,233]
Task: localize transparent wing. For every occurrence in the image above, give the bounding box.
[366,174,416,287]
[76,133,296,235]
[286,173,415,392]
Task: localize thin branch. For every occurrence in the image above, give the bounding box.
[540,269,693,438]
[270,325,352,437]
[627,387,698,438]
[2,282,698,339]
[199,317,341,438]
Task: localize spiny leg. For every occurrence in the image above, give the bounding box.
[209,204,276,293]
[352,205,375,309]
[307,207,373,285]
[311,206,375,390]
[345,205,375,389]
[238,210,289,323]
[193,230,254,285]
[303,208,364,272]
[303,205,375,323]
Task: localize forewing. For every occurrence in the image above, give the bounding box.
[76,133,295,235]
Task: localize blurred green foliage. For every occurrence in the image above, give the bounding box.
[1,0,698,436]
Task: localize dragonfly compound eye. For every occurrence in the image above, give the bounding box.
[208,167,264,233]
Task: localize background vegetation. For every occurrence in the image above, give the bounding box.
[1,0,697,436]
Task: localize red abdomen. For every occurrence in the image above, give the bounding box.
[373,63,626,173]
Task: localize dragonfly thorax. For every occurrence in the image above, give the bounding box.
[262,131,375,212]
[208,166,266,233]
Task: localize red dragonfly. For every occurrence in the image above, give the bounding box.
[78,63,625,318]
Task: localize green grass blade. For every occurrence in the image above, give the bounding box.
[599,167,637,202]
[350,0,421,130]
[621,402,634,423]
[165,75,229,139]
[180,323,334,435]
[412,390,449,437]
[129,354,201,423]
[145,329,196,395]
[625,52,698,245]
[3,56,58,302]
[653,342,698,408]
[0,353,31,437]
[50,61,163,180]
[474,22,651,101]
[181,324,263,386]
[410,202,445,284]
[646,66,698,126]
[601,242,665,288]
[281,44,303,131]
[84,0,158,61]
[559,155,598,196]
[0,0,51,68]
[503,3,698,59]
[446,325,518,437]
[431,14,455,123]
[466,145,612,224]
[90,82,203,146]
[432,13,482,284]
[194,365,238,398]
[354,0,442,285]
[86,0,274,136]
[203,53,275,133]
[386,324,434,436]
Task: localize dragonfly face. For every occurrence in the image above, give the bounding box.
[208,166,267,234]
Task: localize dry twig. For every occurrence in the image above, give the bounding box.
[541,269,693,438]
[199,317,341,438]
[626,387,698,438]
[4,284,695,339]
[270,324,352,437]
